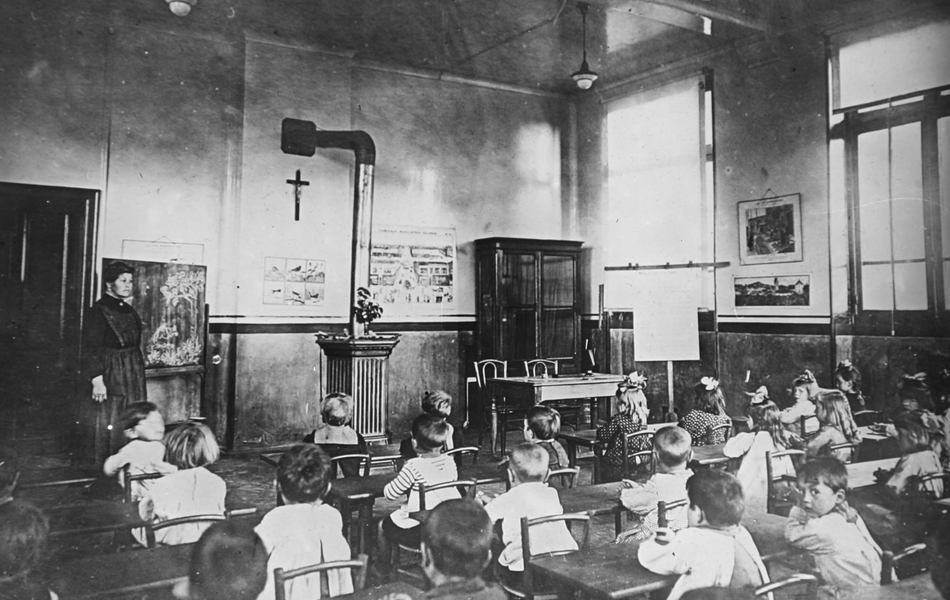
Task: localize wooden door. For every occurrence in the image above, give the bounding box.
[0,183,98,444]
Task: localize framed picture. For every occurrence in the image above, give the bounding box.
[738,193,803,265]
[734,275,810,308]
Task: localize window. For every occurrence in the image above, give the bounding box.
[830,21,950,334]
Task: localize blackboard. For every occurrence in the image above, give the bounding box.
[101,259,207,368]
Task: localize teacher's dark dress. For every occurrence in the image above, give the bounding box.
[83,294,147,462]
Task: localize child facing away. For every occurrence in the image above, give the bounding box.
[420,499,507,600]
[173,521,269,600]
[523,405,570,482]
[781,371,820,437]
[616,426,694,543]
[784,457,885,598]
[597,372,650,483]
[834,360,867,413]
[399,391,465,460]
[379,414,460,573]
[481,443,577,590]
[879,410,944,499]
[102,402,177,500]
[255,444,353,600]
[679,377,732,447]
[134,421,226,547]
[885,373,948,464]
[638,469,770,600]
[0,500,53,600]
[807,390,861,462]
[304,393,368,477]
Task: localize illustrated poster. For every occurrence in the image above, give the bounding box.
[369,225,456,316]
[263,257,326,306]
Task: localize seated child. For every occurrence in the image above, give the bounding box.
[482,443,577,589]
[835,360,867,413]
[255,444,352,600]
[780,371,819,437]
[679,377,732,446]
[807,390,861,462]
[880,411,944,499]
[399,391,465,459]
[616,426,693,542]
[743,386,769,417]
[597,372,650,482]
[885,374,948,464]
[638,469,769,600]
[0,500,52,600]
[784,457,885,597]
[135,421,226,547]
[304,393,368,477]
[724,401,799,513]
[421,499,506,600]
[173,521,268,600]
[103,401,177,500]
[379,414,459,572]
[523,405,569,484]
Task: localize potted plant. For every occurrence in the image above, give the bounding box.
[353,286,383,337]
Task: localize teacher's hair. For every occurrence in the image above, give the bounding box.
[103,261,134,284]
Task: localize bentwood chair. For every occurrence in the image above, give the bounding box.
[524,359,584,429]
[121,465,165,502]
[828,441,859,464]
[497,512,591,600]
[621,430,655,480]
[274,554,368,600]
[754,573,818,597]
[881,543,927,584]
[656,498,689,530]
[765,449,805,515]
[474,359,513,455]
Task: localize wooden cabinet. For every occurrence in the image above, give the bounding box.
[475,237,583,374]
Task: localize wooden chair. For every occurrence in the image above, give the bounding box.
[392,479,477,584]
[754,573,818,596]
[656,498,689,529]
[474,359,515,455]
[707,422,733,445]
[917,471,948,498]
[882,543,927,584]
[547,466,580,489]
[121,465,165,502]
[524,359,584,430]
[274,554,368,600]
[622,430,655,479]
[444,446,479,465]
[852,409,882,427]
[765,449,805,515]
[498,512,591,600]
[330,453,371,478]
[800,414,820,439]
[828,441,859,464]
[144,514,227,548]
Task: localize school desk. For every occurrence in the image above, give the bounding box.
[856,425,900,460]
[340,581,423,600]
[837,573,941,600]
[49,543,191,599]
[558,481,626,534]
[529,510,794,600]
[488,374,626,454]
[846,457,900,489]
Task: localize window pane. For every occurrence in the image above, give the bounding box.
[890,123,924,261]
[862,263,893,310]
[858,129,891,262]
[944,261,950,311]
[941,117,950,260]
[894,262,927,310]
[830,138,849,315]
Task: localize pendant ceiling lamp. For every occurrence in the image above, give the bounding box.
[166,0,197,17]
[571,2,598,90]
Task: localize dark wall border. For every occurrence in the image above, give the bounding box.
[718,321,831,336]
[209,320,476,335]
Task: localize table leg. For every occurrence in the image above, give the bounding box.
[340,498,353,551]
[566,441,577,469]
[491,410,498,457]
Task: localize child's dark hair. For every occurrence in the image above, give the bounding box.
[654,426,692,467]
[119,401,159,432]
[189,521,268,600]
[899,374,935,411]
[692,383,727,417]
[164,421,220,469]
[798,456,848,493]
[686,469,745,528]
[422,498,493,579]
[422,391,452,418]
[0,500,48,578]
[321,393,351,426]
[278,444,332,503]
[411,413,450,451]
[893,411,933,452]
[525,405,561,441]
[834,360,862,393]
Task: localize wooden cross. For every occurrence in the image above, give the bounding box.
[286,169,310,221]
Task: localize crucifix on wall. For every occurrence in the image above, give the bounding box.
[286,169,310,221]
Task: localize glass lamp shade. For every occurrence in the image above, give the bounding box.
[571,61,598,90]
[166,0,196,16]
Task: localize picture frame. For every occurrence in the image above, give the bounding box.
[738,193,803,265]
[734,275,811,308]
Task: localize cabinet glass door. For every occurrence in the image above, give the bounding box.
[540,254,576,362]
[502,253,537,363]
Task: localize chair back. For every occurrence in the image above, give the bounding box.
[122,464,165,502]
[827,442,859,464]
[274,554,368,600]
[524,359,558,378]
[519,512,590,599]
[852,409,882,427]
[881,543,927,584]
[799,414,819,439]
[765,449,805,515]
[547,467,580,489]
[418,479,477,511]
[474,359,508,388]
[707,422,733,445]
[754,573,818,596]
[918,471,948,499]
[144,514,227,548]
[444,446,479,465]
[656,498,689,529]
[330,453,371,478]
[622,430,655,479]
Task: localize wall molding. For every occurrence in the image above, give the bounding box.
[210,319,475,335]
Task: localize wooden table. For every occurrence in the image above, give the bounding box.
[837,574,940,599]
[857,425,900,460]
[846,457,900,489]
[488,374,626,455]
[50,543,191,599]
[559,481,627,535]
[529,510,792,600]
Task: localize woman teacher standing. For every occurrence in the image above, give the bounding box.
[83,261,147,463]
